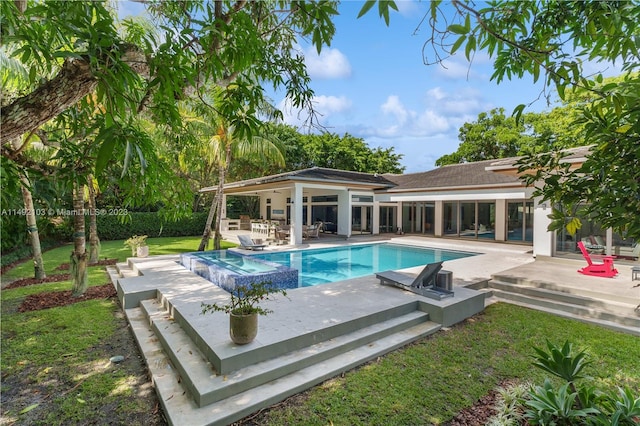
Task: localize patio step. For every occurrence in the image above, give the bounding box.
[490,273,636,305]
[127,301,441,426]
[488,279,640,336]
[115,261,140,278]
[162,295,426,375]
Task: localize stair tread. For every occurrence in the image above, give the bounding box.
[140,298,437,404]
[493,297,640,337]
[126,304,441,426]
[491,288,640,320]
[490,278,638,307]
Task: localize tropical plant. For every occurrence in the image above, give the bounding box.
[524,379,600,425]
[124,235,148,257]
[531,340,592,394]
[201,281,288,316]
[521,340,640,425]
[196,112,286,252]
[487,381,530,426]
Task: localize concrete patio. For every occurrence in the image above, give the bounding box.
[108,235,640,426]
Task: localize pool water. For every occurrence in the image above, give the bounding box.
[188,250,276,274]
[252,243,476,287]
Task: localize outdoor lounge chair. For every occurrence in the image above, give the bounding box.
[615,243,640,260]
[577,241,618,278]
[303,224,320,239]
[376,261,453,299]
[237,234,267,251]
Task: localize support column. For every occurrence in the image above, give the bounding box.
[290,184,304,245]
[337,190,350,237]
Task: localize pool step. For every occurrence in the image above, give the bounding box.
[127,301,440,426]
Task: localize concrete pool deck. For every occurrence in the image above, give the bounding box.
[110,236,538,426]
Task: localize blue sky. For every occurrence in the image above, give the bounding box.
[287,1,558,173]
[118,1,556,173]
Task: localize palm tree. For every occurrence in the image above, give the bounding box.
[195,118,286,251]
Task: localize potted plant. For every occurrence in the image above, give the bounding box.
[201,281,288,345]
[124,235,148,258]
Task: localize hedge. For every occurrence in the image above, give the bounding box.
[94,212,209,240]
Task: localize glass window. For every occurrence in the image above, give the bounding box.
[477,202,496,240]
[507,201,533,242]
[379,206,396,233]
[459,202,476,238]
[444,202,458,235]
[311,195,338,202]
[352,195,373,202]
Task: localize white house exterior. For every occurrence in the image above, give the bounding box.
[201,146,633,259]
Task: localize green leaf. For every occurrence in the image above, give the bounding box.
[465,35,476,60]
[357,1,376,19]
[450,35,466,55]
[19,403,39,414]
[448,24,469,35]
[94,128,117,177]
[512,104,526,124]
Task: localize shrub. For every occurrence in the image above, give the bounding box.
[520,340,640,425]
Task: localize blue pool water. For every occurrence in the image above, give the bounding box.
[252,243,476,287]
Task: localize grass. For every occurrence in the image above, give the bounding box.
[2,236,639,425]
[256,304,640,425]
[0,235,234,425]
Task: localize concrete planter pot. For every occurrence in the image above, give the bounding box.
[136,245,149,258]
[229,312,258,345]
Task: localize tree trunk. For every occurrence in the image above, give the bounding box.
[198,193,219,251]
[10,137,46,279]
[212,156,230,251]
[71,182,88,297]
[0,58,98,145]
[87,176,100,263]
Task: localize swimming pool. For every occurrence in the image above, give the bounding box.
[252,243,476,287]
[181,243,476,290]
[180,251,299,293]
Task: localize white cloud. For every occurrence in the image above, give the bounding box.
[313,95,352,114]
[278,95,352,127]
[305,47,352,79]
[426,87,487,115]
[381,95,412,125]
[394,0,422,17]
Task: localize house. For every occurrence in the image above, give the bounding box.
[200,146,633,258]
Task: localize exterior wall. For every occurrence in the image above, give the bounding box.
[532,197,554,257]
[337,189,350,236]
[494,199,506,241]
[227,177,556,257]
[434,201,444,237]
[372,199,380,235]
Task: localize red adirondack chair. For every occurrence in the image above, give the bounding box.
[576,241,618,278]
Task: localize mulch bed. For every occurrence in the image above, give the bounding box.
[3,259,118,290]
[4,273,71,289]
[447,387,501,425]
[18,283,116,312]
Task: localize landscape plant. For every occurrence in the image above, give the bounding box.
[521,340,640,425]
[124,235,148,257]
[201,281,288,316]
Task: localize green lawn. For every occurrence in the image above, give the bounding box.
[2,237,639,425]
[0,236,235,425]
[254,303,640,425]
